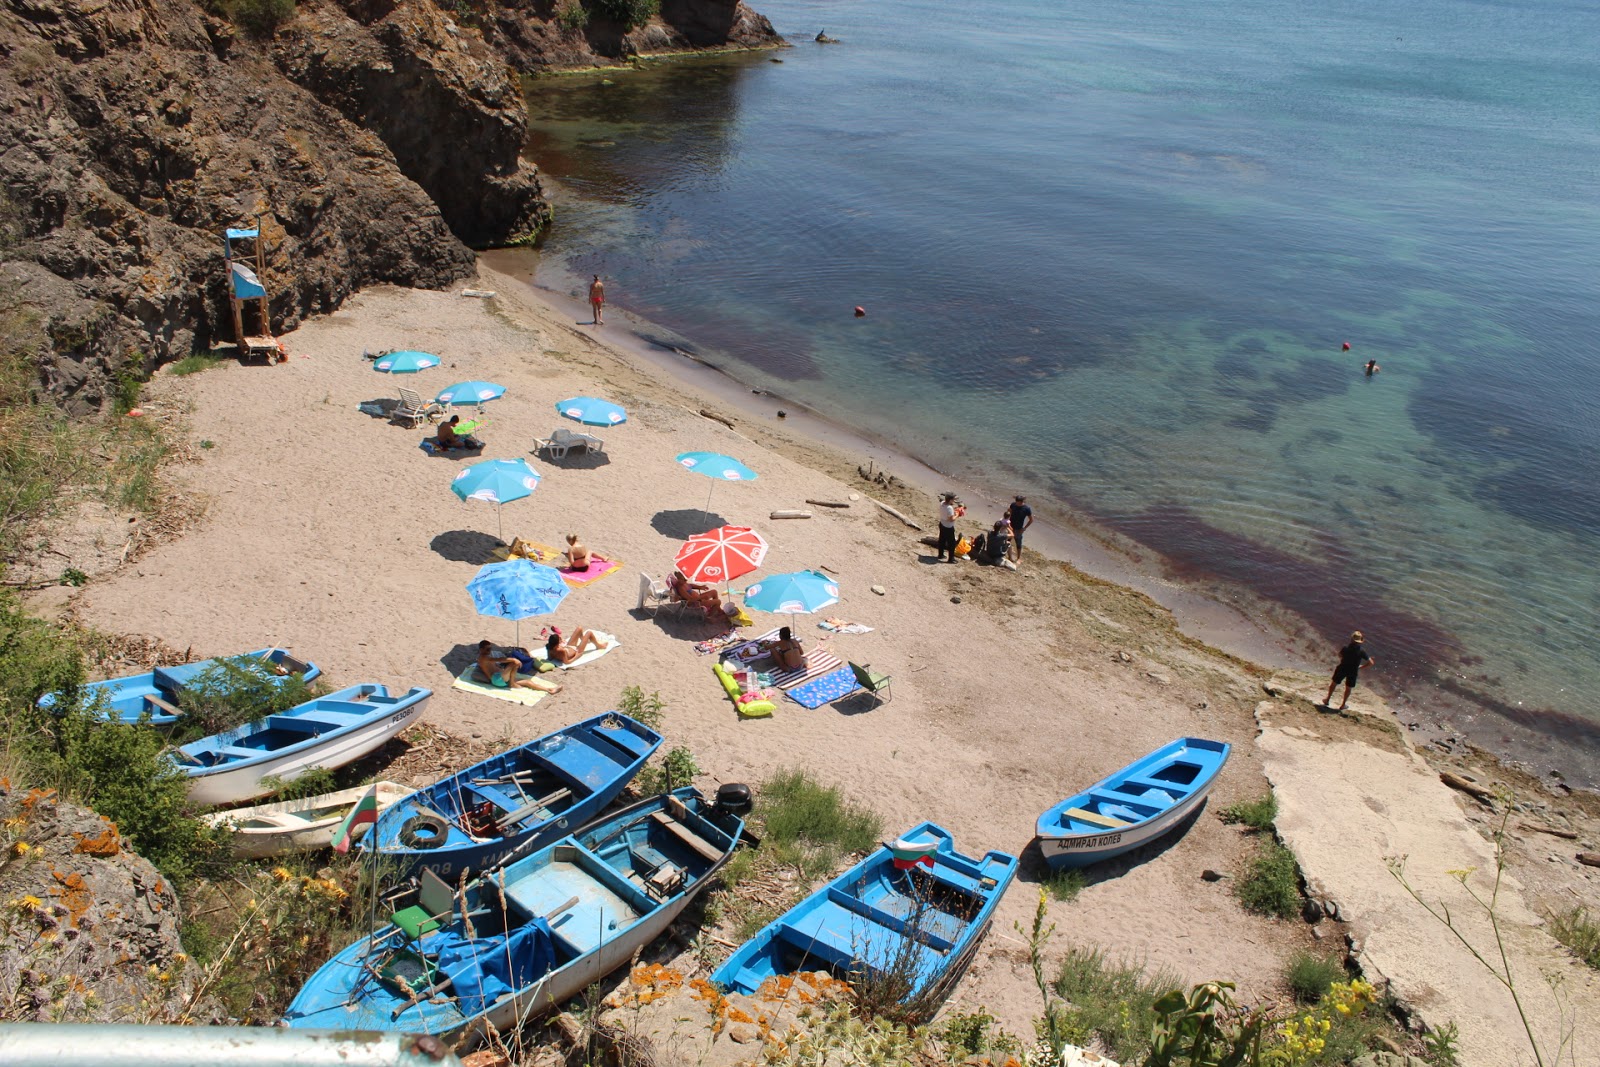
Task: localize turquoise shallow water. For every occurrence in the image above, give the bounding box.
[521,0,1600,781]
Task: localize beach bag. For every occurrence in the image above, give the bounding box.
[954,536,972,558]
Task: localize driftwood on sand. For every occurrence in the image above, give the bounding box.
[1519,821,1579,840]
[1439,771,1496,803]
[698,409,735,430]
[806,499,851,508]
[769,510,812,520]
[874,500,921,530]
[1577,852,1600,869]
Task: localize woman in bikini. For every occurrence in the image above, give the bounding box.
[563,533,600,571]
[768,626,805,671]
[545,626,606,665]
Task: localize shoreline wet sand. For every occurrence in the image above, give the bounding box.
[60,265,1600,1061]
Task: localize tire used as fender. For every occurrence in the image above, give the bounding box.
[398,812,449,850]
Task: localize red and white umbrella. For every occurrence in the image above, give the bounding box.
[675,525,769,585]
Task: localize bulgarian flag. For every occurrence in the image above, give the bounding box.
[889,836,938,871]
[331,784,380,854]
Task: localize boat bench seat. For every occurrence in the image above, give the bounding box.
[296,709,366,728]
[217,744,263,760]
[777,903,940,980]
[592,722,656,760]
[265,714,327,735]
[921,864,989,901]
[1118,776,1183,798]
[470,784,526,812]
[826,887,955,951]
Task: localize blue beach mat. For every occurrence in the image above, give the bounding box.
[785,666,859,709]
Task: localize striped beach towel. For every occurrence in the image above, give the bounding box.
[769,649,844,690]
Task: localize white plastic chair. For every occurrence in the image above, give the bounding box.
[392,387,443,427]
[638,571,678,616]
[553,427,604,454]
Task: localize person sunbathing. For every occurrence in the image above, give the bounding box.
[437,416,483,451]
[563,533,600,571]
[477,640,560,692]
[768,626,806,671]
[668,571,722,614]
[544,627,607,665]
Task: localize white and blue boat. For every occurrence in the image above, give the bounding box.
[172,683,431,807]
[1035,737,1231,870]
[283,787,743,1047]
[362,712,662,884]
[41,648,320,728]
[713,822,1016,1014]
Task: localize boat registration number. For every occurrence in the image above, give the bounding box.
[1059,833,1121,850]
[388,709,416,727]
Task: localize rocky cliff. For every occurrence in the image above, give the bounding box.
[0,0,778,409]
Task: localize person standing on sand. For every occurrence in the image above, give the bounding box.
[588,275,605,325]
[935,492,962,563]
[1324,631,1374,710]
[1006,495,1033,563]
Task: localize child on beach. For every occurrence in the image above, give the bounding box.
[1324,631,1374,710]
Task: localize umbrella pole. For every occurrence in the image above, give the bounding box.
[703,480,715,526]
[497,506,505,545]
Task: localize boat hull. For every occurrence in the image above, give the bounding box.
[41,649,321,728]
[1035,737,1230,869]
[712,821,1017,1016]
[285,788,742,1050]
[204,782,411,859]
[180,686,431,807]
[364,712,661,883]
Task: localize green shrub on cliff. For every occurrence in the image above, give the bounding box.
[555,0,588,31]
[209,0,297,37]
[588,0,657,30]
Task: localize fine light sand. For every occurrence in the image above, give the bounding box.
[71,265,1598,1059]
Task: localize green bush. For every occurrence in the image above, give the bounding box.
[1237,836,1302,919]
[1549,906,1600,969]
[586,0,657,30]
[168,354,227,377]
[26,699,231,885]
[758,767,881,878]
[618,684,665,730]
[1220,792,1278,830]
[1049,946,1182,1061]
[173,656,323,743]
[258,765,338,802]
[1284,949,1344,1003]
[554,0,588,31]
[940,1006,1019,1060]
[1043,867,1088,902]
[633,745,698,796]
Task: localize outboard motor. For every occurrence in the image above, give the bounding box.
[713,782,752,816]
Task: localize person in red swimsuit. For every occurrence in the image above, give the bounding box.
[588,275,605,325]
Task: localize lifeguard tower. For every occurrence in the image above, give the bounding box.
[223,222,285,364]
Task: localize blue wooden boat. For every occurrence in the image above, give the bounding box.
[172,683,431,807]
[1035,737,1231,870]
[284,787,743,1047]
[40,648,321,728]
[712,822,1016,1013]
[362,712,662,884]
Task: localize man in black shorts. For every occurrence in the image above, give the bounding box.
[1324,631,1373,710]
[1006,496,1033,563]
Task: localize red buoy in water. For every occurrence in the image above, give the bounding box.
[1342,341,1351,351]
[854,306,866,318]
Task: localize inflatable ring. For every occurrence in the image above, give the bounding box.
[398,813,449,850]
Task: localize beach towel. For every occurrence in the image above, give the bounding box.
[539,631,620,671]
[818,618,874,635]
[451,666,550,708]
[695,630,762,657]
[785,666,860,709]
[492,540,624,588]
[717,628,781,662]
[769,649,844,690]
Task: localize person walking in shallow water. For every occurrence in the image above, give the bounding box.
[588,275,605,325]
[1324,631,1374,710]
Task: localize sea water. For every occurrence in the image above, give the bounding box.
[520,0,1600,783]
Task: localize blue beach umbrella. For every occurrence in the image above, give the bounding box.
[451,458,542,542]
[437,381,506,407]
[372,350,441,374]
[742,570,841,616]
[557,396,628,426]
[677,451,758,520]
[466,558,569,645]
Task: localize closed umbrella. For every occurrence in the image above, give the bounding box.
[676,451,757,520]
[742,570,840,615]
[466,558,569,645]
[451,458,541,543]
[372,350,441,374]
[675,525,768,586]
[557,396,627,426]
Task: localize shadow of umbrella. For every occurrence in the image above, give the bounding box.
[430,529,503,565]
[651,508,728,540]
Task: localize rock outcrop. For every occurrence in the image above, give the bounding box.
[481,0,780,72]
[0,784,195,1022]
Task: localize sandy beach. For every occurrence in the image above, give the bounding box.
[58,263,1599,1063]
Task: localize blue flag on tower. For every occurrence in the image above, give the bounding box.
[231,262,266,300]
